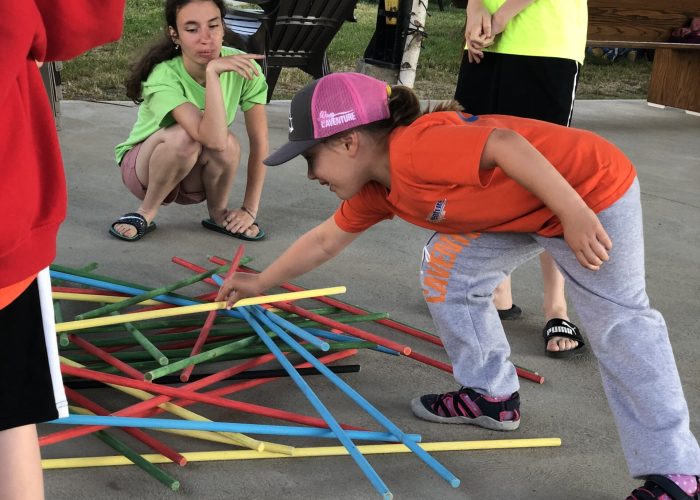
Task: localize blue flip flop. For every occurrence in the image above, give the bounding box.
[201,218,265,241]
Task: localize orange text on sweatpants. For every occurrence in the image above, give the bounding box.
[422,233,479,303]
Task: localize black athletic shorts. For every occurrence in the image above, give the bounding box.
[0,275,65,431]
[454,51,581,126]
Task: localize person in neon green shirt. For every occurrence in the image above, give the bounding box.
[110,0,269,242]
[456,0,588,358]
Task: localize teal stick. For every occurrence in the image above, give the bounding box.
[94,430,180,491]
[75,264,230,320]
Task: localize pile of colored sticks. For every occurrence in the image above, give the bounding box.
[44,247,549,498]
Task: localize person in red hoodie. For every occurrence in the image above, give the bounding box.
[0,1,125,498]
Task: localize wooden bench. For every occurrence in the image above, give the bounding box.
[587,0,700,113]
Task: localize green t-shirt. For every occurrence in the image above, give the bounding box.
[479,0,587,64]
[115,46,267,164]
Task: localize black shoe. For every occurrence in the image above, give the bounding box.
[497,304,522,320]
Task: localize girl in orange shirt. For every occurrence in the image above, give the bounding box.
[218,73,699,499]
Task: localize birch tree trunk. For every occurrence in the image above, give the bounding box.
[398,0,428,87]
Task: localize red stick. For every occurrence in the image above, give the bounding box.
[171,256,219,286]
[52,286,130,297]
[64,387,187,466]
[69,335,144,380]
[210,257,545,384]
[179,350,358,402]
[42,353,362,447]
[209,257,443,347]
[59,364,359,431]
[405,350,543,384]
[180,246,245,382]
[273,302,412,355]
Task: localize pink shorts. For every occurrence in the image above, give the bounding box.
[120,143,206,205]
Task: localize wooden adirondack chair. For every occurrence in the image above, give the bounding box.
[224,0,357,101]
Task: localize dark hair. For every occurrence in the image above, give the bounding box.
[125,0,246,103]
[358,85,463,137]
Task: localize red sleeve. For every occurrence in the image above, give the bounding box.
[0,3,38,104]
[35,0,126,61]
[408,123,495,188]
[0,1,125,105]
[333,183,394,233]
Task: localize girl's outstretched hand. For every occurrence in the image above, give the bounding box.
[560,206,613,271]
[216,272,264,309]
[207,53,264,79]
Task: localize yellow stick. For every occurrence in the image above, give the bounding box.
[152,428,294,455]
[42,438,561,469]
[52,292,162,305]
[55,287,346,332]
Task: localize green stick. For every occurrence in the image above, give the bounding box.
[144,335,260,381]
[60,312,389,350]
[117,312,169,366]
[63,341,376,374]
[93,429,180,491]
[75,264,230,320]
[69,306,342,334]
[53,301,70,347]
[51,258,251,303]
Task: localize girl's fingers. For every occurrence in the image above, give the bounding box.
[576,250,600,271]
[590,239,610,263]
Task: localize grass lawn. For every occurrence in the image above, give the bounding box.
[62,0,652,101]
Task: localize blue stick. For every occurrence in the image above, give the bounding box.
[50,270,242,318]
[305,328,399,356]
[250,306,460,488]
[263,309,330,352]
[243,306,392,499]
[49,414,421,442]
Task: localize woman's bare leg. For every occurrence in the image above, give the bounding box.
[540,251,579,352]
[492,276,513,310]
[113,125,201,238]
[183,132,261,238]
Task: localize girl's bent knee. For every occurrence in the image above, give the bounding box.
[224,133,241,160]
[165,127,201,161]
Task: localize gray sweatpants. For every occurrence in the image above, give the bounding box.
[420,179,700,477]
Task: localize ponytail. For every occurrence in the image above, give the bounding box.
[359,85,464,136]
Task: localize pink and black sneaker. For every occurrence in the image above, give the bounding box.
[627,475,699,500]
[410,387,520,431]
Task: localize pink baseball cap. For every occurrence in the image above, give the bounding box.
[264,72,391,166]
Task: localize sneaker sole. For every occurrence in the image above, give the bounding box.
[410,397,520,431]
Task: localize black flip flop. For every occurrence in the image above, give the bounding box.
[498,304,522,320]
[542,318,586,358]
[201,218,265,241]
[109,212,156,242]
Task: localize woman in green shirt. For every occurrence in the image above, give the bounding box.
[111,0,269,242]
